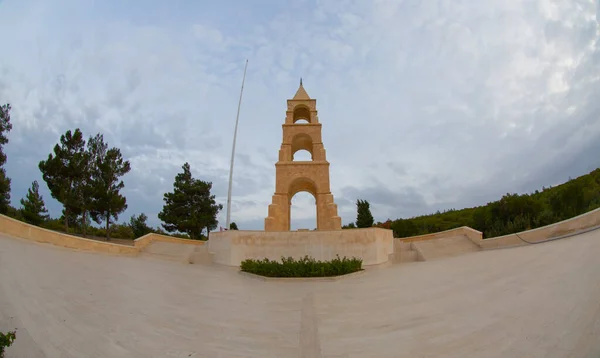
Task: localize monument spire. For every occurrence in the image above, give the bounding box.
[293,79,310,100]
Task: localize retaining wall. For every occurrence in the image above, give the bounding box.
[479,207,600,249]
[0,214,138,255]
[0,214,204,255]
[208,228,394,266]
[399,226,483,246]
[397,207,600,250]
[3,205,600,260]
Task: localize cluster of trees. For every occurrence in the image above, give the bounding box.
[38,128,131,238]
[470,170,600,237]
[0,102,225,241]
[341,169,600,239]
[375,169,600,239]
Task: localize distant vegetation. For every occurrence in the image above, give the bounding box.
[0,103,12,214]
[359,168,600,239]
[240,255,363,278]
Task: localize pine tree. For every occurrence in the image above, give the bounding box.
[87,134,131,239]
[20,180,49,225]
[129,213,153,238]
[0,103,13,214]
[38,129,88,232]
[158,162,223,240]
[59,208,81,231]
[355,199,374,228]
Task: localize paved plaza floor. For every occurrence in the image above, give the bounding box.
[1,230,599,358]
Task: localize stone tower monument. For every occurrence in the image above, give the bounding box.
[264,81,342,231]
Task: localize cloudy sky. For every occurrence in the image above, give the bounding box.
[1,0,599,231]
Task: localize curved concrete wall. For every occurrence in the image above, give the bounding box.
[133,233,205,250]
[3,205,599,260]
[0,214,138,255]
[397,207,600,251]
[400,226,483,246]
[480,207,600,249]
[208,228,394,266]
[0,214,204,255]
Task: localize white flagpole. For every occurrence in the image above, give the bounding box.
[225,59,248,230]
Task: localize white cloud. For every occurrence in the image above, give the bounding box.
[192,24,224,44]
[0,0,598,231]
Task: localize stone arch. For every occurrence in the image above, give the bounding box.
[289,191,317,230]
[287,177,318,230]
[288,177,318,198]
[292,105,311,124]
[291,133,314,160]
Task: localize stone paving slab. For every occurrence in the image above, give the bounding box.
[1,231,599,357]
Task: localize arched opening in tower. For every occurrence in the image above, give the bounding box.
[290,191,317,231]
[291,133,314,161]
[293,149,312,161]
[292,105,311,124]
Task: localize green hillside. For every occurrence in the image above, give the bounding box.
[385,168,600,239]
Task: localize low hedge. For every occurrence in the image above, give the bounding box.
[240,255,363,277]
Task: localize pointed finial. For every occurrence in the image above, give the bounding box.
[293,78,310,99]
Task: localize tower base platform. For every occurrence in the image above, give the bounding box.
[208,228,394,267]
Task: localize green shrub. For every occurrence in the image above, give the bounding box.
[108,224,135,239]
[0,330,16,358]
[240,255,363,278]
[40,219,64,232]
[84,226,100,238]
[4,206,23,221]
